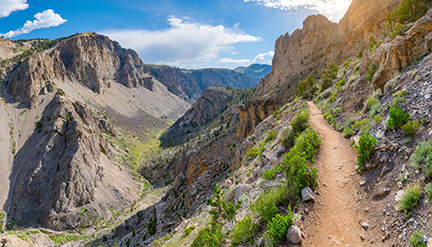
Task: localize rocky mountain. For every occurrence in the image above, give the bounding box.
[255,0,400,97]
[234,63,272,80]
[148,65,263,103]
[0,33,190,231]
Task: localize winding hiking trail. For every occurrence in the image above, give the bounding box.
[301,102,365,246]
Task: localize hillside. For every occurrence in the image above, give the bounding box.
[147,64,265,104]
[234,63,272,80]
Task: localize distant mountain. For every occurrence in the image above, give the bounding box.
[148,65,265,103]
[234,63,272,80]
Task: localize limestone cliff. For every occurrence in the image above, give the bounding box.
[5,33,150,108]
[256,0,400,96]
[6,94,139,230]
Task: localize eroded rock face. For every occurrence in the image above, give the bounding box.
[236,94,280,139]
[370,9,432,90]
[5,33,149,107]
[7,94,138,230]
[255,0,400,96]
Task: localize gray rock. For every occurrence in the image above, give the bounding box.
[301,187,315,202]
[286,225,303,244]
[361,222,370,230]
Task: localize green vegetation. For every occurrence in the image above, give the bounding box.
[397,184,421,217]
[352,119,371,132]
[57,88,65,96]
[368,35,382,53]
[365,93,381,118]
[0,211,5,232]
[365,62,379,82]
[230,216,258,246]
[296,75,316,98]
[374,115,384,123]
[49,234,89,244]
[184,225,196,236]
[262,168,276,180]
[401,120,420,135]
[281,109,310,149]
[387,106,411,130]
[425,182,432,202]
[411,141,432,178]
[343,127,354,138]
[392,0,431,24]
[321,61,339,90]
[264,211,294,246]
[251,184,289,223]
[246,141,265,159]
[392,91,406,107]
[264,130,278,143]
[355,133,378,169]
[409,229,427,247]
[34,120,43,132]
[192,185,236,247]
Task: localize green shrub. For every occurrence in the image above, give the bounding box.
[281,127,295,149]
[411,141,432,177]
[336,78,346,87]
[290,109,309,135]
[393,0,431,24]
[184,225,196,236]
[401,120,419,135]
[34,120,43,132]
[392,96,406,107]
[409,229,426,247]
[0,211,5,232]
[387,106,411,130]
[273,109,282,120]
[296,75,315,98]
[262,168,276,180]
[246,141,265,159]
[264,211,294,246]
[352,119,370,132]
[343,127,353,138]
[357,50,363,59]
[369,35,382,53]
[425,182,432,201]
[57,88,65,96]
[393,90,406,98]
[250,183,296,223]
[265,130,278,143]
[366,62,379,82]
[342,117,356,129]
[355,133,378,168]
[230,216,258,246]
[321,61,339,90]
[191,226,223,247]
[397,184,421,217]
[373,115,384,123]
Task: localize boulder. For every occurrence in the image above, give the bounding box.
[286,225,303,244]
[301,187,315,202]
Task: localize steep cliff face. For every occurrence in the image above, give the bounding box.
[256,0,400,96]
[5,33,150,108]
[7,94,139,230]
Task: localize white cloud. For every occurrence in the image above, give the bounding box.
[253,51,274,64]
[218,57,251,64]
[0,0,28,18]
[245,0,352,22]
[103,16,261,67]
[1,9,67,38]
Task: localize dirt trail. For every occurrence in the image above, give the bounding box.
[302,102,366,246]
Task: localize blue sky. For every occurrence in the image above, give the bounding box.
[0,0,352,69]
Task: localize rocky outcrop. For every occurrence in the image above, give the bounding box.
[160,87,233,147]
[370,9,432,90]
[6,94,139,230]
[236,94,280,139]
[255,0,400,96]
[5,33,150,107]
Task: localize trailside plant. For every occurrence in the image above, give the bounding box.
[410,141,432,178]
[409,229,427,247]
[230,216,258,246]
[397,184,421,217]
[355,133,378,169]
[264,210,294,246]
[387,106,411,130]
[425,182,432,202]
[401,120,420,136]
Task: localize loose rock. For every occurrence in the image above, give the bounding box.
[301,187,315,202]
[286,225,303,244]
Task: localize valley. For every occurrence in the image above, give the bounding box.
[1,0,432,246]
